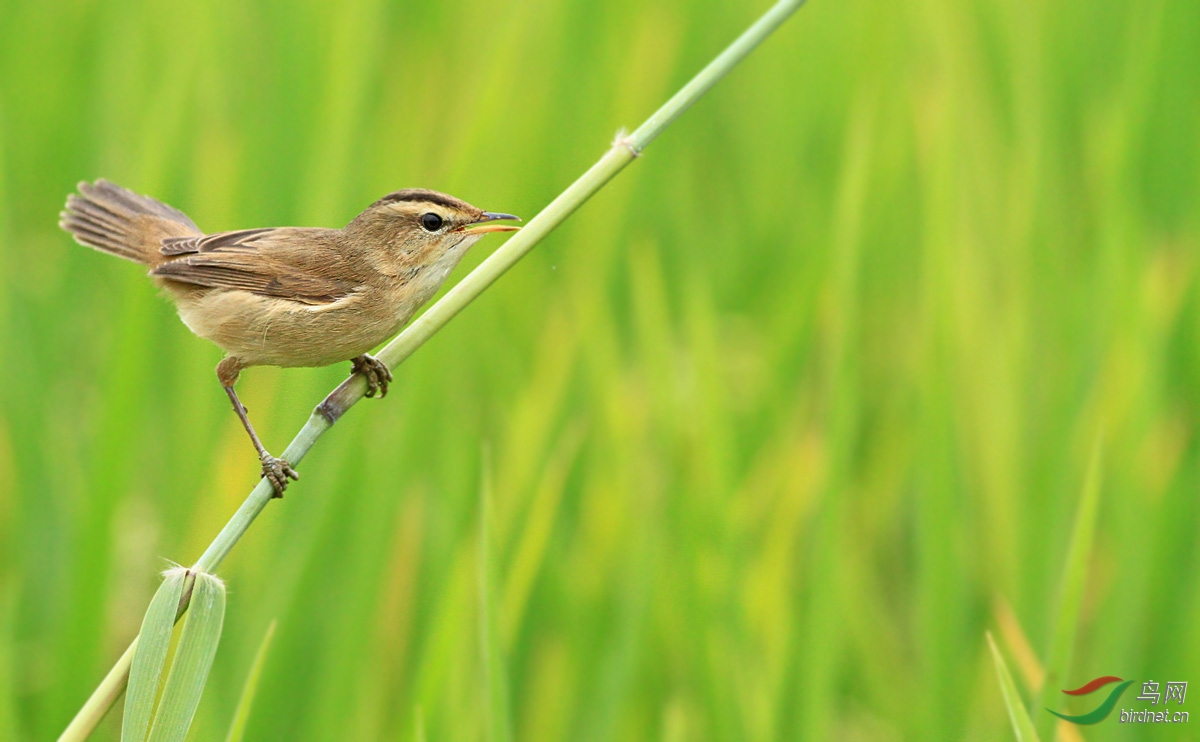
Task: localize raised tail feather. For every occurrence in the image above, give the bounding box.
[59,179,202,266]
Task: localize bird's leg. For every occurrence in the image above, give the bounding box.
[217,357,298,498]
[351,354,393,398]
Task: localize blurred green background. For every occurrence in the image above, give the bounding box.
[1,0,1198,739]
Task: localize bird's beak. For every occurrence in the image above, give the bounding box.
[459,211,521,234]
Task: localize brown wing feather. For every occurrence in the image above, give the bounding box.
[151,228,359,305]
[160,228,275,256]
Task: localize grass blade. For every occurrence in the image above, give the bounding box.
[1033,441,1103,739]
[146,572,226,742]
[0,582,19,742]
[987,632,1041,742]
[123,569,187,742]
[501,424,584,645]
[223,619,277,742]
[479,451,512,742]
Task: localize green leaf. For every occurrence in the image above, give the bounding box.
[502,425,584,644]
[123,568,187,742]
[146,571,227,742]
[479,450,512,742]
[987,632,1041,742]
[1033,441,1103,740]
[224,619,277,742]
[415,706,427,742]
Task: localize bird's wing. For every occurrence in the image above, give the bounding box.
[160,228,275,256]
[151,228,359,305]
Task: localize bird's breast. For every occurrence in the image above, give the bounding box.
[172,241,472,369]
[175,288,398,368]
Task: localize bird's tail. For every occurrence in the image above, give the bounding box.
[59,179,201,266]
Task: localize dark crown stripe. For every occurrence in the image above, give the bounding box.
[377,189,468,211]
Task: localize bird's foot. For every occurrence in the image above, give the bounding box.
[261,455,299,498]
[352,354,393,398]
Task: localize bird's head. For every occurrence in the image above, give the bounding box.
[346,188,520,261]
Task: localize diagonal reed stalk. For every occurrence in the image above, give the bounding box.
[986,632,1041,742]
[57,1,808,738]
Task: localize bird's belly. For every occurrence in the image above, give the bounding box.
[175,289,403,368]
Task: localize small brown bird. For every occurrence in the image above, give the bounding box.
[60,180,519,495]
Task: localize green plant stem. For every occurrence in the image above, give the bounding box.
[59,0,808,737]
[58,641,136,742]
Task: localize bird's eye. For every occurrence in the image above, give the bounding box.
[420,212,444,232]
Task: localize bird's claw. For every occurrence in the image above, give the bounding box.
[261,455,299,498]
[352,354,393,398]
